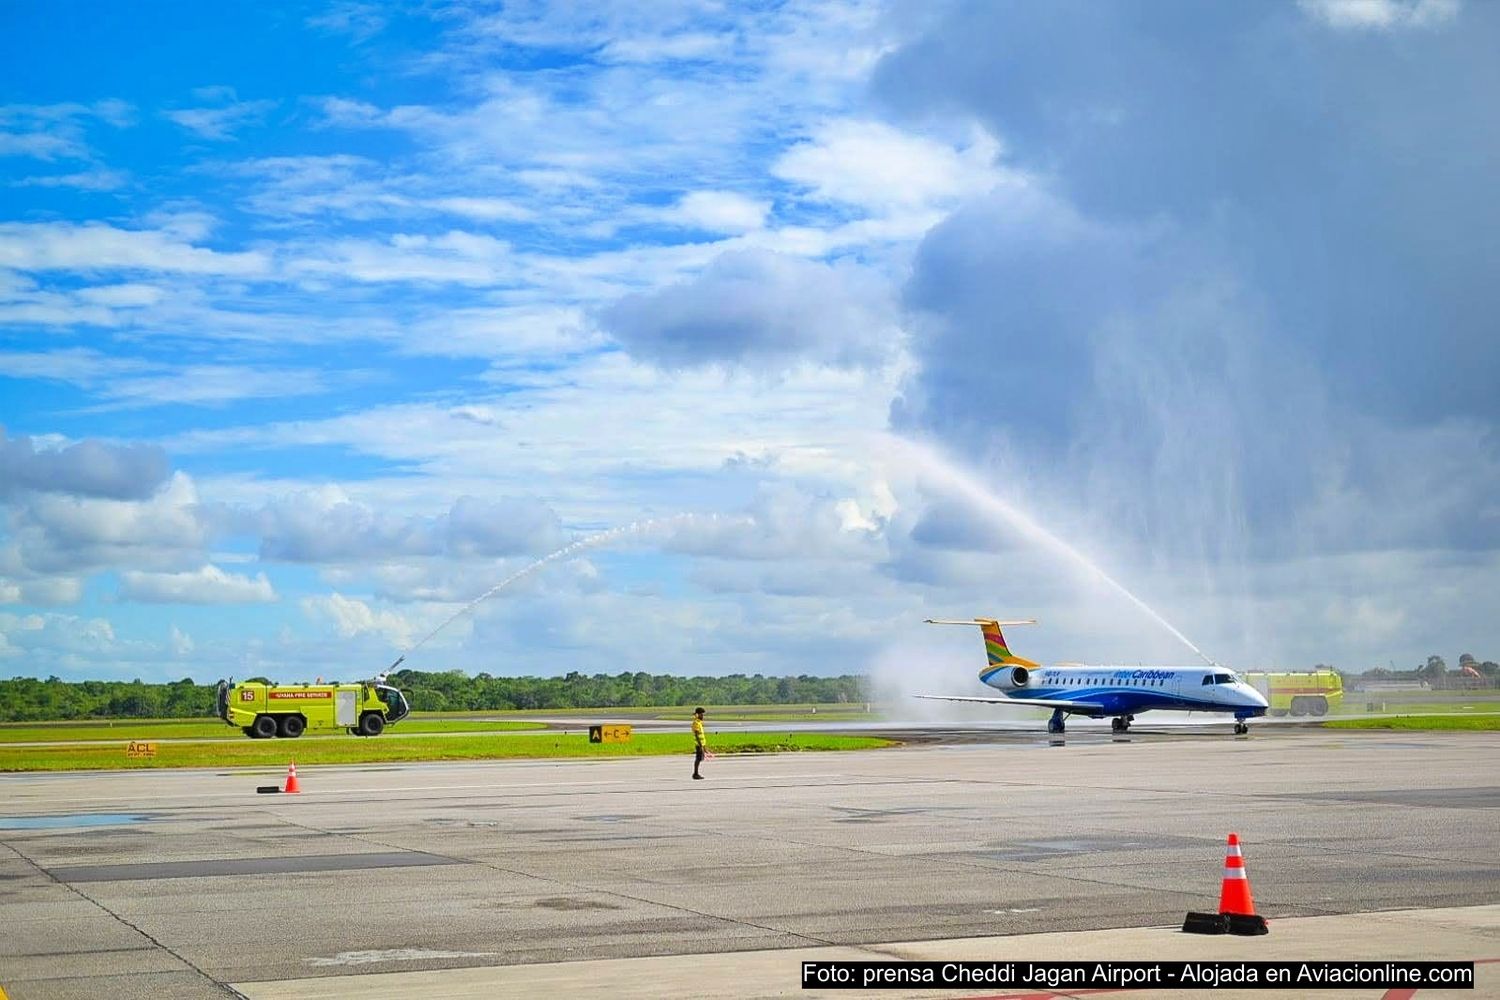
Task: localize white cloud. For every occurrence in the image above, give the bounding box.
[773,119,1004,213]
[169,625,195,657]
[1299,0,1461,30]
[0,576,83,606]
[11,169,128,190]
[601,32,734,64]
[165,100,278,141]
[664,191,770,233]
[5,472,210,575]
[254,488,564,564]
[119,564,278,604]
[406,305,601,359]
[0,222,270,275]
[0,610,117,657]
[0,100,134,161]
[302,592,416,647]
[0,132,87,160]
[427,196,535,222]
[306,2,388,43]
[75,283,164,307]
[167,352,903,560]
[286,231,513,285]
[0,349,337,409]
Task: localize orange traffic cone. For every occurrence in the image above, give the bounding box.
[1183,833,1268,935]
[1218,833,1256,915]
[283,761,301,794]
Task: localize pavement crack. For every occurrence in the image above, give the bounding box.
[0,839,247,998]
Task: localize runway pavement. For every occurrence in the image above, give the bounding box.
[2,728,1498,998]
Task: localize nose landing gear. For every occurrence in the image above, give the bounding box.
[1110,715,1134,734]
[1234,721,1250,735]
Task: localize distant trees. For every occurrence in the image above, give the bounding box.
[0,676,218,722]
[382,669,867,713]
[0,670,872,722]
[1351,653,1500,688]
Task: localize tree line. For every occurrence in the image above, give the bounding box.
[0,670,871,722]
[1353,653,1499,686]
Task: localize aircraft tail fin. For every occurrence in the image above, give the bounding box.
[925,618,1040,669]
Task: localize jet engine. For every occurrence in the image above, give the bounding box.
[985,666,1030,690]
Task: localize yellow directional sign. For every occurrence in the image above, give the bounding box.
[588,724,632,744]
[126,741,158,759]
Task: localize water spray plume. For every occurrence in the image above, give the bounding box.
[887,435,1219,667]
[386,512,750,671]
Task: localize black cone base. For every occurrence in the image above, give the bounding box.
[1181,912,1228,934]
[1227,913,1269,935]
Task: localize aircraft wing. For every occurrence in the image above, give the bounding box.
[916,695,1108,712]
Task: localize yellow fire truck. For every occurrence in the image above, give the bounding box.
[216,678,411,738]
[1242,670,1343,717]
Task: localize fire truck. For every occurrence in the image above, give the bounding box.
[216,678,411,738]
[1241,670,1343,717]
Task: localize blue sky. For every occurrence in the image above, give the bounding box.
[2,0,1495,685]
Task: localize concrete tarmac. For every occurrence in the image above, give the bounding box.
[2,728,1498,998]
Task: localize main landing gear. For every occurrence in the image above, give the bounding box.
[1047,709,1067,734]
[1110,715,1134,734]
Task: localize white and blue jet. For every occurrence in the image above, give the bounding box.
[918,618,1269,735]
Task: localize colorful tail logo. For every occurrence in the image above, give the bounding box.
[978,619,1039,670]
[925,618,1039,680]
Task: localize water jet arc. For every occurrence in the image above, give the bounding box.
[890,436,1219,667]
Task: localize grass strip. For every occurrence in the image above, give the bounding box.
[0,719,543,743]
[1341,700,1500,715]
[1324,714,1500,731]
[0,731,893,772]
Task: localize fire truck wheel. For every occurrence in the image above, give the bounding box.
[1309,698,1328,716]
[279,715,306,738]
[251,715,278,739]
[358,712,385,737]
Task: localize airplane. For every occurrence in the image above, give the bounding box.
[918,618,1269,735]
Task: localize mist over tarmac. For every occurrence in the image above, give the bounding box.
[865,623,1037,725]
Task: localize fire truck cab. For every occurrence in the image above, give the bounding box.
[217,678,411,738]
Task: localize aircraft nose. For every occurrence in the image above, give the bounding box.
[1242,684,1268,708]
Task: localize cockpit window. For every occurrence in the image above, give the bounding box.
[1203,673,1234,685]
[376,685,411,723]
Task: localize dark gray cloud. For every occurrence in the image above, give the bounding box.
[600,249,896,369]
[0,429,170,500]
[878,0,1500,558]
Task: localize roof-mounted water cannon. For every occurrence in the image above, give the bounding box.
[374,654,405,684]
